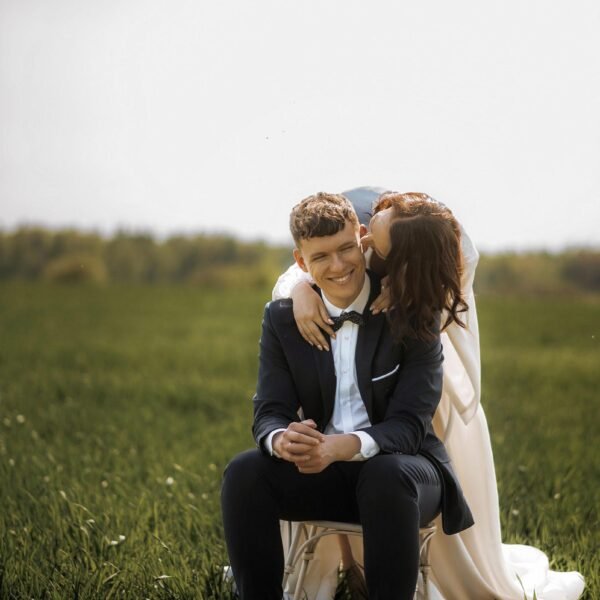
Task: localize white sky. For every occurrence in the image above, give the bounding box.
[1,0,599,251]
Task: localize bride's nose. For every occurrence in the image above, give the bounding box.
[360,233,373,252]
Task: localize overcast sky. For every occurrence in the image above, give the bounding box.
[1,0,598,251]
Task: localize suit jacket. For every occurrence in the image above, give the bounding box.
[252,271,474,535]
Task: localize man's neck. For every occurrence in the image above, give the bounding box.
[321,274,370,316]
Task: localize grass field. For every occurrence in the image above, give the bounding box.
[0,283,598,599]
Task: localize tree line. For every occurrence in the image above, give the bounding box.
[0,227,598,294]
[0,227,290,288]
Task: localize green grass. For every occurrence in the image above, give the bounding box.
[0,283,598,599]
[479,296,599,597]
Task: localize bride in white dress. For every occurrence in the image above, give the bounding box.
[272,187,584,600]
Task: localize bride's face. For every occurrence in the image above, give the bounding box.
[361,208,394,259]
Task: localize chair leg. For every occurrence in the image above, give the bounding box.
[419,530,435,600]
[283,522,305,593]
[293,525,319,600]
[284,522,437,600]
[421,564,430,600]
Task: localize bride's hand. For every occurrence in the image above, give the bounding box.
[370,276,391,315]
[291,281,335,351]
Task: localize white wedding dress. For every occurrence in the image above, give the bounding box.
[272,191,584,600]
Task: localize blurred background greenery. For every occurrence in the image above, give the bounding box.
[0,228,598,598]
[1,226,599,294]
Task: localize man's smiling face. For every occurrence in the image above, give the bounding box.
[293,220,366,309]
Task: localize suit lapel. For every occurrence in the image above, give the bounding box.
[356,309,386,421]
[308,284,337,428]
[355,271,385,420]
[312,343,336,430]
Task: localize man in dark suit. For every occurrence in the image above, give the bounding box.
[221,193,473,600]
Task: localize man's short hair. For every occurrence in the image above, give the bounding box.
[289,192,359,246]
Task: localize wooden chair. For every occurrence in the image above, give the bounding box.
[282,520,437,600]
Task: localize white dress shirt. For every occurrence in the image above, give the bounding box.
[266,274,380,460]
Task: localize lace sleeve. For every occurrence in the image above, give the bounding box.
[272,263,313,301]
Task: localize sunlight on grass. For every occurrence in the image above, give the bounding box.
[0,283,597,598]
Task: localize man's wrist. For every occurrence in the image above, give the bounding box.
[272,431,284,457]
[329,434,361,462]
[350,431,380,460]
[265,428,286,456]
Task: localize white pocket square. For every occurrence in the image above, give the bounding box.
[371,364,400,382]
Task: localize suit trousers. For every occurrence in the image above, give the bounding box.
[221,449,443,600]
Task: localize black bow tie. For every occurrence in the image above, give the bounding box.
[331,311,365,332]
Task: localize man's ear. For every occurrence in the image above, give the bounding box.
[359,224,368,237]
[293,247,309,273]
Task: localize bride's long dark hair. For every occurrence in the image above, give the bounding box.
[374,192,468,341]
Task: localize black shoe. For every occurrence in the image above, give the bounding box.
[344,563,368,600]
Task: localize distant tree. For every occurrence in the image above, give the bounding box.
[475,254,520,293]
[2,227,54,278]
[43,255,108,284]
[49,229,103,260]
[562,251,600,291]
[104,232,160,283]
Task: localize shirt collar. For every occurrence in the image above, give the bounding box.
[322,274,370,318]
